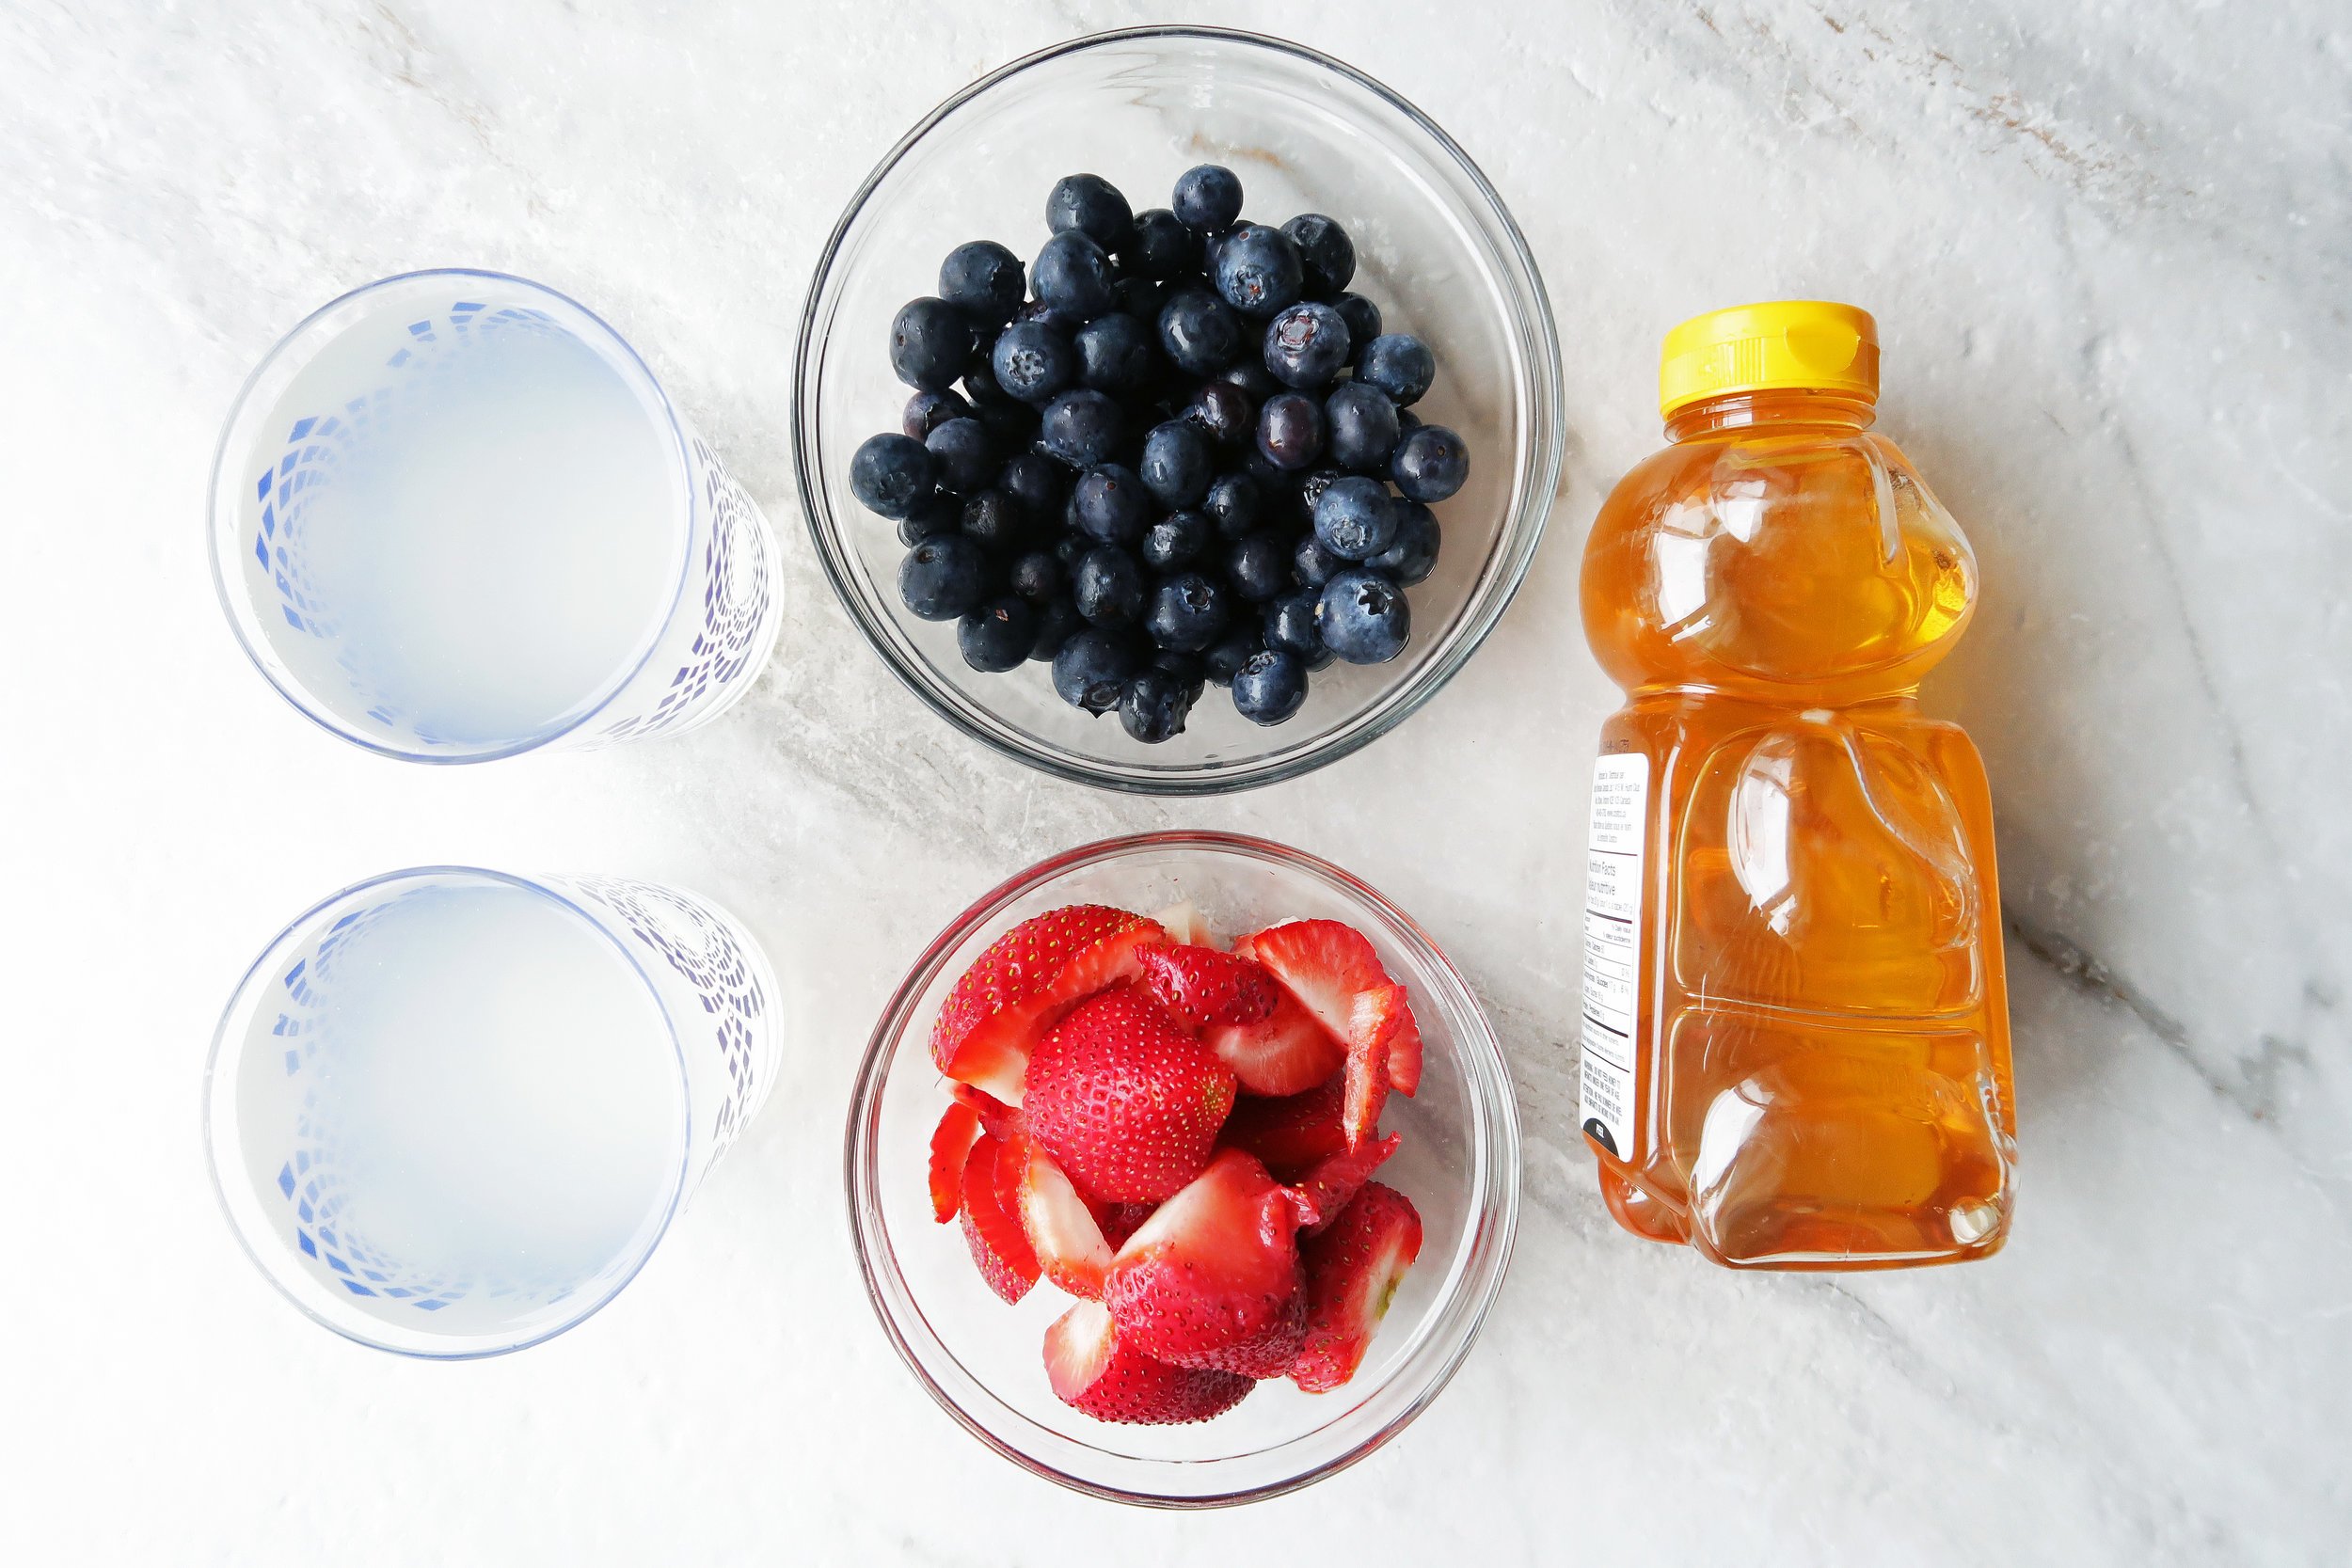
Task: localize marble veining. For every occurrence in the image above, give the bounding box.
[2,0,2345,1563]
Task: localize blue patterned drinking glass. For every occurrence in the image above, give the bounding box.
[208,270,783,762]
[204,867,781,1357]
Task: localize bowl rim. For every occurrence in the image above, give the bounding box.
[793,24,1565,796]
[841,830,1522,1507]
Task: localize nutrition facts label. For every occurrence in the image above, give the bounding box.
[1580,752,1648,1161]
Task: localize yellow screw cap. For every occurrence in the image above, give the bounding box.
[1658,300,1879,419]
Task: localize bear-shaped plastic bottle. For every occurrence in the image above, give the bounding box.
[1578,301,2015,1270]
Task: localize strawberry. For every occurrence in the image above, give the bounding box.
[1339,983,1411,1147]
[1216,1079,1350,1176]
[1292,1132,1402,1236]
[1004,1132,1114,1298]
[951,1082,1023,1140]
[1103,1148,1315,1378]
[1151,901,1216,948]
[1385,1003,1424,1096]
[1201,988,1346,1097]
[1136,942,1279,1032]
[929,1100,984,1223]
[1024,989,1237,1203]
[1043,1300,1254,1426]
[959,1132,1040,1305]
[1292,1181,1422,1393]
[930,906,1165,1102]
[1098,1202,1156,1250]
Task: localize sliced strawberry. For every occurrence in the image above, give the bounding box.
[1136,942,1279,1032]
[1006,1133,1114,1298]
[1201,987,1347,1097]
[1024,989,1237,1203]
[929,1100,984,1223]
[1097,1201,1156,1250]
[1043,1300,1254,1426]
[1292,1132,1401,1236]
[930,906,1165,1102]
[1292,1181,1422,1393]
[959,1132,1040,1305]
[1340,983,1406,1148]
[1385,1002,1424,1097]
[1104,1148,1314,1378]
[1217,1079,1350,1177]
[1151,901,1216,948]
[1245,920,1390,1044]
[951,1082,1023,1140]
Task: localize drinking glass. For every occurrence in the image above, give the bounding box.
[204,867,781,1356]
[209,270,783,762]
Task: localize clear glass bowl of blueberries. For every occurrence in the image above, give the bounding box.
[796,25,1563,793]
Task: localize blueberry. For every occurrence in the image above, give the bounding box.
[1009,547,1066,603]
[1032,230,1118,321]
[1140,421,1213,509]
[1157,288,1243,376]
[1073,464,1150,546]
[1140,509,1212,571]
[1219,359,1280,400]
[999,451,1067,520]
[1202,471,1262,539]
[1312,475,1399,560]
[904,388,974,440]
[1046,173,1135,251]
[1052,627,1138,713]
[1172,164,1245,232]
[1214,625,1270,686]
[1074,312,1158,395]
[991,319,1075,404]
[1331,293,1382,359]
[889,297,972,391]
[1232,649,1307,724]
[850,432,935,519]
[1073,545,1144,626]
[1027,595,1086,661]
[1294,534,1343,588]
[1241,444,1304,501]
[1396,406,1422,435]
[960,488,1025,552]
[925,418,994,493]
[1112,276,1169,323]
[1255,391,1327,471]
[895,493,960,547]
[1183,380,1255,446]
[1316,569,1412,663]
[1227,530,1293,602]
[1055,531,1089,571]
[939,241,1026,325]
[1201,624,1263,686]
[1326,381,1401,472]
[972,397,1038,451]
[1391,424,1470,502]
[1037,389,1124,467]
[1126,208,1193,281]
[1280,214,1356,297]
[1262,301,1352,390]
[1263,590,1325,660]
[1296,467,1347,523]
[958,595,1037,673]
[1368,499,1440,585]
[1358,333,1436,405]
[1012,298,1087,335]
[1213,224,1305,318]
[898,533,991,621]
[1120,667,1195,744]
[1152,647,1207,701]
[1144,571,1232,653]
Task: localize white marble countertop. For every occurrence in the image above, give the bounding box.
[6,1,2346,1561]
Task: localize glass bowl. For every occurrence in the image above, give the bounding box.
[795,27,1563,794]
[843,832,1520,1506]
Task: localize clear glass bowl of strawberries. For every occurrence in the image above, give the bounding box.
[845,831,1519,1505]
